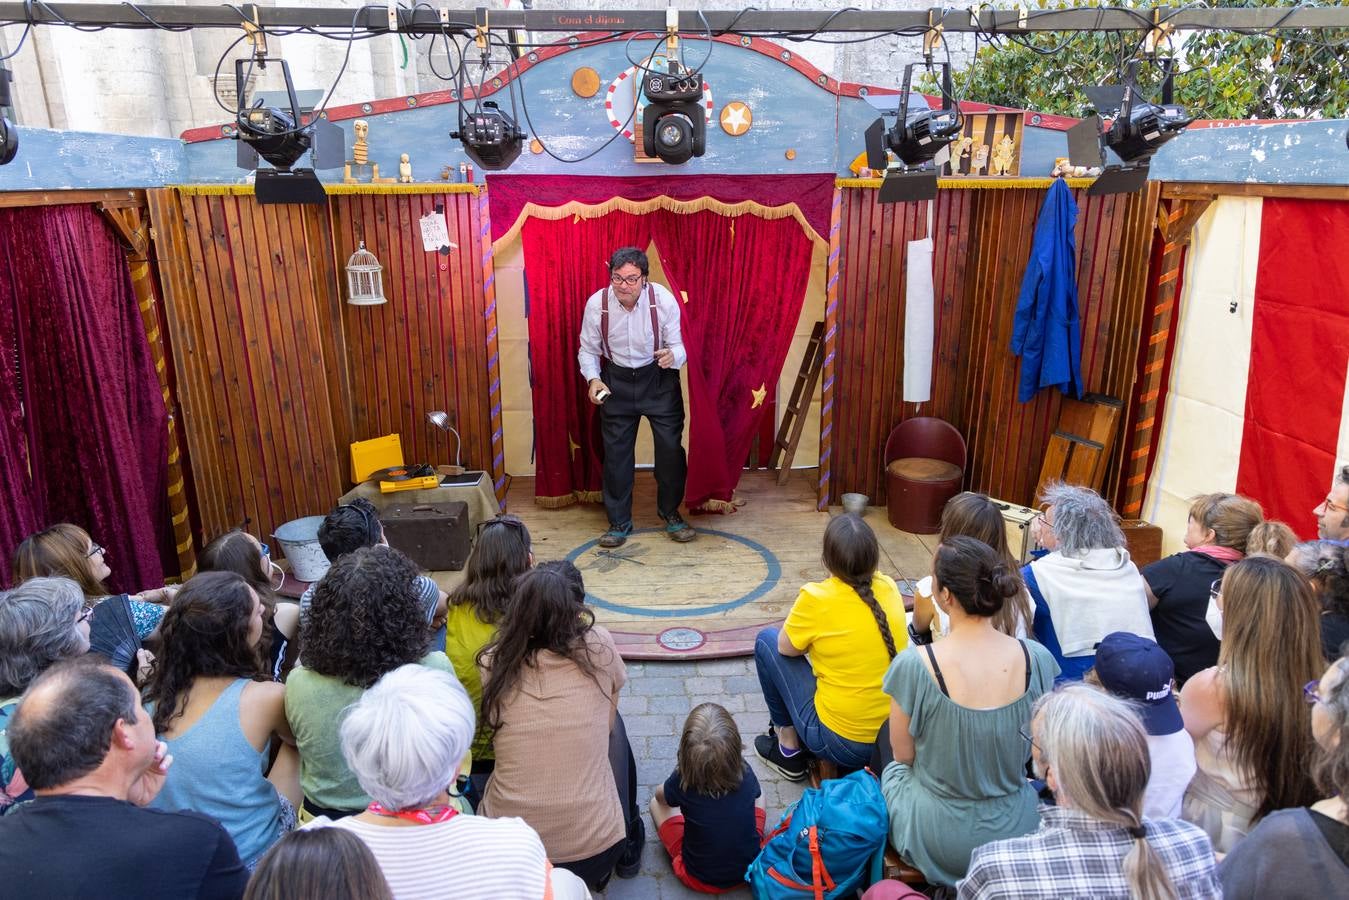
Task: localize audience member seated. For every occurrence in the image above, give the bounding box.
[244,828,392,900]
[199,530,299,680]
[1314,465,1349,544]
[300,499,447,649]
[1247,520,1297,559]
[0,577,91,814]
[650,702,767,893]
[445,515,533,771]
[286,546,463,820]
[479,561,640,891]
[912,492,1033,642]
[1142,493,1263,686]
[1287,540,1349,662]
[0,660,247,898]
[143,572,299,869]
[1180,556,1323,852]
[1218,652,1349,896]
[1023,483,1154,682]
[959,684,1220,899]
[1089,632,1197,819]
[753,514,906,779]
[879,536,1059,886]
[13,523,171,640]
[305,664,589,899]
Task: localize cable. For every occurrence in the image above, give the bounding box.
[0,21,30,59]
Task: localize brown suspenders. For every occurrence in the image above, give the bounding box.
[599,283,660,364]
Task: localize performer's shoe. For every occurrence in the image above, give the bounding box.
[663,513,696,542]
[598,522,633,548]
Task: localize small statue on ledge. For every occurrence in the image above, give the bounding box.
[344,119,396,184]
[398,153,413,183]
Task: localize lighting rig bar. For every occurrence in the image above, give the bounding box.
[0,4,1346,35]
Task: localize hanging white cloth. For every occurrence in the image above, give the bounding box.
[903,236,935,402]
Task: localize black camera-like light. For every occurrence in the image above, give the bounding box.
[864,63,962,203]
[0,64,18,166]
[451,101,525,171]
[642,67,706,165]
[1074,59,1193,197]
[234,59,341,205]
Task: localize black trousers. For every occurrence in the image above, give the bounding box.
[600,361,687,527]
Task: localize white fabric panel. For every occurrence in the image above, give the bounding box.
[1143,196,1263,556]
[903,237,935,403]
[1336,362,1349,486]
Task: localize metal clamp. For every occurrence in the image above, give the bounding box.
[923,10,945,59]
[1145,9,1174,55]
[241,4,266,66]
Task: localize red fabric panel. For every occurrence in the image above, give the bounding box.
[0,239,40,582]
[1236,199,1349,539]
[0,204,170,589]
[487,174,834,245]
[651,210,814,509]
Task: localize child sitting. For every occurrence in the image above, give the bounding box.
[650,703,767,893]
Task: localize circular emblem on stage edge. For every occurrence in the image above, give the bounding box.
[658,627,707,652]
[566,527,780,617]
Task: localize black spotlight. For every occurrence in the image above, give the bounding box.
[864,63,961,203]
[1076,59,1193,196]
[642,66,706,165]
[0,64,17,166]
[234,59,342,205]
[452,101,526,171]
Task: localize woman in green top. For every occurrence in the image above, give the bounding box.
[445,516,533,771]
[284,546,463,820]
[879,536,1060,885]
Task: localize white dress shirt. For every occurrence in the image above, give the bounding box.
[577,281,687,381]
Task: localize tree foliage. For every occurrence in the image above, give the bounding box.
[937,0,1348,120]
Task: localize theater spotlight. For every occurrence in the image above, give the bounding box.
[1073,59,1193,196]
[451,100,525,171]
[0,64,18,166]
[234,59,342,205]
[642,66,706,165]
[864,63,961,203]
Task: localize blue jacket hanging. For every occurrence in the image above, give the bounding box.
[1011,178,1084,403]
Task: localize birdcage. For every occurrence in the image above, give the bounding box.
[345,241,387,305]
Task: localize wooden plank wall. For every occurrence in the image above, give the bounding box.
[832,182,1159,508]
[147,188,492,546]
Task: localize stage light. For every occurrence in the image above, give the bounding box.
[451,101,525,171]
[642,68,706,165]
[864,63,962,203]
[233,59,342,205]
[1074,59,1193,197]
[0,64,17,166]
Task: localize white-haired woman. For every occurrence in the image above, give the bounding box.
[302,665,590,900]
[959,685,1220,899]
[1,576,92,814]
[1024,482,1155,682]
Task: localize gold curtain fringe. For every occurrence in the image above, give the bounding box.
[534,489,603,509]
[835,176,1098,190]
[172,183,481,197]
[493,195,828,253]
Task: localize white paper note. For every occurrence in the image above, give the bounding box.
[418,210,456,253]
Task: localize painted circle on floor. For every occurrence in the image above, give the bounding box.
[566,527,781,617]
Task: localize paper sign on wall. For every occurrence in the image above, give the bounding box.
[419,210,457,254]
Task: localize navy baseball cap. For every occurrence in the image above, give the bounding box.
[1093,632,1184,736]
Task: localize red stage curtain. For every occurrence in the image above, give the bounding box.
[520,211,652,505]
[650,210,814,510]
[1236,198,1349,538]
[0,204,170,590]
[0,252,39,581]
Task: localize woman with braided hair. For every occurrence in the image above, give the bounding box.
[753,514,906,779]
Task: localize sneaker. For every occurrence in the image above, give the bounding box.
[754,729,809,782]
[615,816,645,878]
[598,522,633,549]
[663,513,696,543]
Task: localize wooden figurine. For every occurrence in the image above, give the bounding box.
[991,135,1017,177]
[398,153,412,183]
[970,144,989,175]
[343,119,396,184]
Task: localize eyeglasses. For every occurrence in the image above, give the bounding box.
[1209,579,1223,603]
[609,273,643,286]
[86,543,105,559]
[1018,726,1041,753]
[1320,495,1349,514]
[76,607,93,625]
[1304,680,1325,705]
[476,516,528,538]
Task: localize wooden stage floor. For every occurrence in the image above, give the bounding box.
[475,469,939,660]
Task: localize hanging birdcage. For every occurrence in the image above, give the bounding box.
[346,241,387,305]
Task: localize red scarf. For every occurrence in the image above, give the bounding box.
[1191,544,1244,564]
[366,802,459,825]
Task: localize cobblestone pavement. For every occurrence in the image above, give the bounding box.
[597,657,807,899]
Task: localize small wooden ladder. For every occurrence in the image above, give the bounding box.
[769,320,825,485]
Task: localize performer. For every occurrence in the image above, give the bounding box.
[578,247,696,549]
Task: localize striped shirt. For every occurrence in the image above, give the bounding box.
[308,813,559,899]
[958,806,1220,900]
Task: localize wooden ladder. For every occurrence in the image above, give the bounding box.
[769,320,825,485]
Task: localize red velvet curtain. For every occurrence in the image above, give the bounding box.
[651,211,814,510]
[0,258,39,578]
[0,204,169,590]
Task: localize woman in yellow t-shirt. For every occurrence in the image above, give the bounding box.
[753,514,907,778]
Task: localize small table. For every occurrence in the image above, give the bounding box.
[338,471,502,535]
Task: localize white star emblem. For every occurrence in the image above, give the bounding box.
[720,102,752,136]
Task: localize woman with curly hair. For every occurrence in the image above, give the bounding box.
[285,545,463,821]
[478,560,641,891]
[144,571,299,869]
[199,529,299,680]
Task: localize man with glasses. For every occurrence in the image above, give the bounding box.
[1314,465,1349,544]
[578,246,695,548]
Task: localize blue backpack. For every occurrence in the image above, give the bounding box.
[746,769,889,899]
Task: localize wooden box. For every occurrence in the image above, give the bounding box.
[992,498,1040,565]
[1121,519,1163,568]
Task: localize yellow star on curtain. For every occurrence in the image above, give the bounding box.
[750,383,767,408]
[568,433,580,459]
